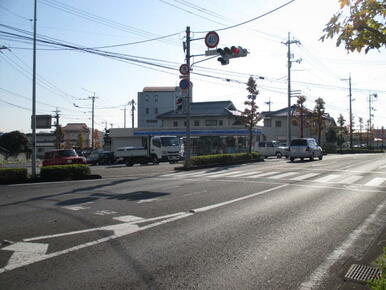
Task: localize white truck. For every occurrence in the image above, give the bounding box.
[115,135,181,166]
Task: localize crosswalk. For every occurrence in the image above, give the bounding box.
[160,169,386,187]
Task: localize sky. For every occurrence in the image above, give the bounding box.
[0,0,385,134]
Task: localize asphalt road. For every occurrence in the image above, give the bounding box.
[0,154,385,289]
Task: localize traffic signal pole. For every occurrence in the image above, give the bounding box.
[184,26,192,167]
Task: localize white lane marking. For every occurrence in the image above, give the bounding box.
[291,173,320,181]
[246,172,278,178]
[299,199,386,290]
[94,210,117,216]
[207,171,243,178]
[337,175,363,184]
[365,177,386,187]
[137,198,160,204]
[191,184,288,213]
[314,174,340,183]
[231,171,262,178]
[1,242,49,270]
[379,165,386,169]
[269,172,298,179]
[162,171,206,177]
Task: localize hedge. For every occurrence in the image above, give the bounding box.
[40,164,91,181]
[325,148,384,154]
[0,168,28,184]
[190,152,261,167]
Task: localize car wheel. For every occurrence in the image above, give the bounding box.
[319,154,323,160]
[310,154,314,161]
[300,157,304,161]
[276,152,282,159]
[125,161,133,167]
[290,157,294,162]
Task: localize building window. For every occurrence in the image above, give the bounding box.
[155,107,158,114]
[205,120,217,126]
[184,121,187,126]
[275,120,282,127]
[264,119,272,127]
[145,95,149,102]
[173,121,178,127]
[145,108,149,114]
[194,120,200,126]
[154,95,158,102]
[219,120,223,126]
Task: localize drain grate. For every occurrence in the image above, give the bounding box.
[344,264,381,284]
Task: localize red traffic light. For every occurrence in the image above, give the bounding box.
[176,97,182,105]
[231,46,240,55]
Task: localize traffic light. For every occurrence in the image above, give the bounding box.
[175,96,183,112]
[216,46,248,65]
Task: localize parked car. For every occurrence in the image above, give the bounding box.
[87,151,115,165]
[289,138,323,161]
[42,149,87,166]
[255,141,289,158]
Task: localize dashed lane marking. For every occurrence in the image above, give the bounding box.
[365,177,386,187]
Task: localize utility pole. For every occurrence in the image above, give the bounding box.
[122,105,127,128]
[265,97,272,112]
[88,93,98,150]
[368,92,377,148]
[53,108,61,149]
[184,26,192,167]
[349,74,353,149]
[31,0,37,178]
[128,99,136,129]
[283,32,300,146]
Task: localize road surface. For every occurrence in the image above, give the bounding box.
[0,154,385,289]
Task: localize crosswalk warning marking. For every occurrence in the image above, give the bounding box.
[364,177,386,187]
[207,171,244,178]
[315,174,340,183]
[337,175,363,184]
[291,173,320,181]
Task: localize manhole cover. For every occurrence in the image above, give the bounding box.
[344,264,381,284]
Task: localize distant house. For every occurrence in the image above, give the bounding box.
[261,105,336,146]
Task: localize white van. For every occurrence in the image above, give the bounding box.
[255,141,289,158]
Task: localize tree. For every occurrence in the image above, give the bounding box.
[337,114,348,151]
[313,98,326,145]
[77,132,85,149]
[358,116,364,145]
[320,0,386,53]
[94,129,101,149]
[242,76,261,154]
[0,131,29,155]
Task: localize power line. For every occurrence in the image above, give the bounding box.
[194,0,296,33]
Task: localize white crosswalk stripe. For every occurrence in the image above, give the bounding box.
[231,171,262,178]
[269,172,298,179]
[291,173,320,181]
[207,171,244,178]
[365,177,386,187]
[314,174,340,183]
[245,172,278,178]
[337,175,363,184]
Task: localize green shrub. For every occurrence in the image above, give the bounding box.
[369,247,386,289]
[40,164,91,181]
[190,152,261,167]
[327,148,384,154]
[0,168,28,184]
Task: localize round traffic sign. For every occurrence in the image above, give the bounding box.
[205,31,219,48]
[179,79,190,90]
[179,64,190,75]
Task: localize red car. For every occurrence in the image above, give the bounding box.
[42,149,86,166]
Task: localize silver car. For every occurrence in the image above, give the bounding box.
[289,138,323,161]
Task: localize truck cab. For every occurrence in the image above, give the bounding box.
[151,136,181,163]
